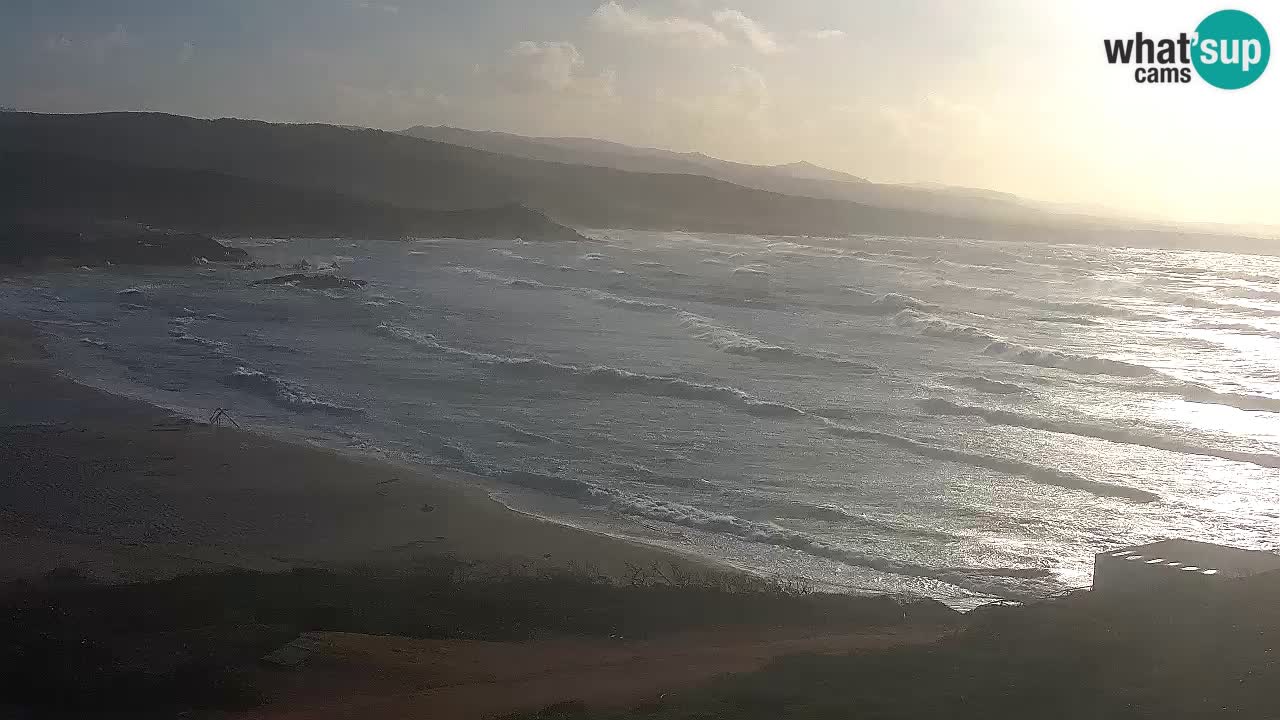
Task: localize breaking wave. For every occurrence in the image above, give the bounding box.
[1156,382,1280,414]
[871,293,938,313]
[224,366,363,415]
[1031,316,1102,326]
[493,421,556,445]
[169,331,228,353]
[777,501,958,541]
[500,470,1056,599]
[921,398,1280,469]
[983,340,1155,378]
[1164,293,1280,317]
[449,265,546,288]
[678,313,876,372]
[895,310,997,343]
[575,288,680,313]
[375,323,806,419]
[821,420,1157,502]
[928,281,1136,318]
[942,375,1030,395]
[448,265,877,372]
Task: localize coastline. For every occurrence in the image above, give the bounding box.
[0,317,714,585]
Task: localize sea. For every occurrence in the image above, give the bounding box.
[4,229,1279,608]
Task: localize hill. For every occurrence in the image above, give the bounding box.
[1,111,1271,252]
[0,150,583,242]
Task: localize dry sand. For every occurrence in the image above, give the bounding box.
[0,318,705,585]
[239,627,948,720]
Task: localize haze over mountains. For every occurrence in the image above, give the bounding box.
[400,124,1056,224]
[0,110,1273,253]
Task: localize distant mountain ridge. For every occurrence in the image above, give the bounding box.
[0,111,1271,253]
[398,125,1065,223]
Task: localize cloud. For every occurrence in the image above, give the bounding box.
[495,41,615,98]
[590,2,727,49]
[711,9,779,54]
[722,64,769,115]
[666,64,769,124]
[647,63,773,159]
[873,95,992,143]
[498,41,582,92]
[803,29,846,41]
[41,25,131,63]
[355,1,400,13]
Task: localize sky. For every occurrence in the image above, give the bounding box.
[2,0,1278,226]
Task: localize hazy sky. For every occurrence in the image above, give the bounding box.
[3,1,1277,226]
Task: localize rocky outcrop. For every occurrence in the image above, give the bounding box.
[0,220,248,267]
[252,273,367,290]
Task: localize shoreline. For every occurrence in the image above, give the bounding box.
[0,317,717,585]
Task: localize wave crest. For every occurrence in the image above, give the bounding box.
[375,323,806,419]
[224,366,362,416]
[983,340,1154,378]
[678,313,876,372]
[921,397,1280,469]
[502,471,1056,599]
[822,419,1156,502]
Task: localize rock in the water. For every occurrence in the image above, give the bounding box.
[252,273,367,290]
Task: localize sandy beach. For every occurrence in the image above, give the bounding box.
[0,317,704,586]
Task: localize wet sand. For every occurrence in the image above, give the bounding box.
[0,318,706,585]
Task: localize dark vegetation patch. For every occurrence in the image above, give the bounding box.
[0,219,247,267]
[0,562,955,717]
[518,573,1280,720]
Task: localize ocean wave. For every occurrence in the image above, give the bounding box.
[942,375,1029,395]
[493,421,555,445]
[1194,321,1280,338]
[1223,287,1280,303]
[871,292,938,313]
[450,265,685,315]
[448,266,546,288]
[445,268,875,371]
[375,323,806,419]
[1031,315,1102,326]
[983,340,1155,378]
[169,331,228,352]
[223,366,362,416]
[895,309,998,343]
[776,501,958,541]
[1157,382,1280,413]
[576,288,680,313]
[1164,293,1278,317]
[921,398,1280,469]
[501,471,1054,599]
[678,313,876,372]
[928,281,1135,318]
[822,419,1156,502]
[1220,269,1280,285]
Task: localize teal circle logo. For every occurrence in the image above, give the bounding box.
[1193,10,1270,89]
